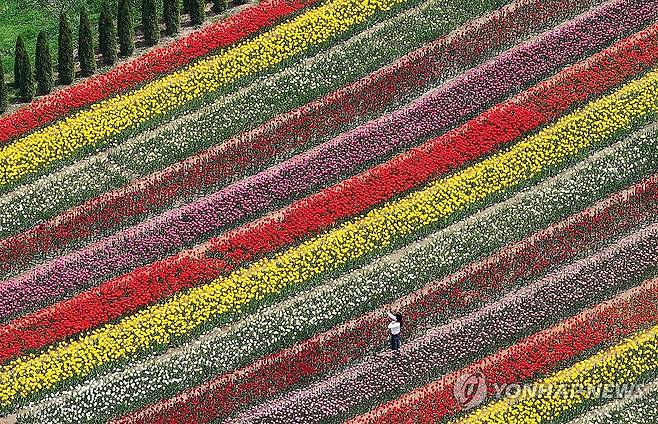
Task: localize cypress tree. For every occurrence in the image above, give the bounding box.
[35,31,54,95]
[182,0,190,14]
[99,1,118,65]
[117,0,135,56]
[0,55,7,113]
[142,0,160,46]
[14,36,29,89]
[79,9,96,77]
[163,0,180,36]
[18,48,35,101]
[212,0,227,13]
[57,13,75,85]
[189,0,204,25]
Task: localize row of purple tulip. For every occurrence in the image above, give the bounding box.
[229,222,658,423]
[1,0,655,321]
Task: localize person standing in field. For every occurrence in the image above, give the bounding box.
[387,311,402,354]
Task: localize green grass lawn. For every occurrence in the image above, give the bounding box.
[0,0,151,85]
[2,0,98,82]
[0,0,247,107]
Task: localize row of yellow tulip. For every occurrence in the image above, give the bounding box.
[0,0,407,188]
[1,68,658,408]
[455,322,658,423]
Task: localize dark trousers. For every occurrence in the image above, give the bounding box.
[390,334,400,351]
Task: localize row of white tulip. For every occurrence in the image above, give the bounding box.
[16,124,658,424]
[568,377,658,424]
[0,0,501,240]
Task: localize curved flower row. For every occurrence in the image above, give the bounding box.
[5,15,655,363]
[1,0,592,271]
[0,0,412,189]
[2,68,657,410]
[20,126,658,423]
[16,127,656,423]
[0,0,327,145]
[115,173,658,424]
[350,277,658,424]
[3,5,649,321]
[224,223,658,423]
[569,378,658,424]
[456,322,658,423]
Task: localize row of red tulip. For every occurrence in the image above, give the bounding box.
[112,174,658,424]
[0,0,320,145]
[2,25,655,362]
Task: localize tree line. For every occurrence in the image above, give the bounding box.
[1,0,243,113]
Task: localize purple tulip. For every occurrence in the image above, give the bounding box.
[227,222,658,423]
[3,0,656,320]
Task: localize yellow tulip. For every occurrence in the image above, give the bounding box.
[455,324,658,423]
[1,68,658,408]
[0,0,407,188]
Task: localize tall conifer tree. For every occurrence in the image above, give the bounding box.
[79,9,96,76]
[14,36,29,88]
[142,0,160,46]
[99,1,118,65]
[58,13,75,85]
[212,0,227,13]
[163,0,180,36]
[35,31,54,94]
[118,0,135,56]
[189,0,204,25]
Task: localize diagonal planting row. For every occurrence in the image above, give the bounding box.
[456,321,658,423]
[0,0,517,242]
[6,107,658,419]
[114,172,658,424]
[568,378,658,423]
[2,0,653,322]
[15,126,658,424]
[225,222,658,423]
[4,18,658,364]
[0,0,421,190]
[350,277,658,424]
[0,0,327,145]
[0,0,596,272]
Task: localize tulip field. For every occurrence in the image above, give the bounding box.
[3,0,658,421]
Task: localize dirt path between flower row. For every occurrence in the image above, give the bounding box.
[10,120,653,424]
[0,0,591,420]
[0,0,533,280]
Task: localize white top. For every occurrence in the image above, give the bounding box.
[387,312,400,335]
